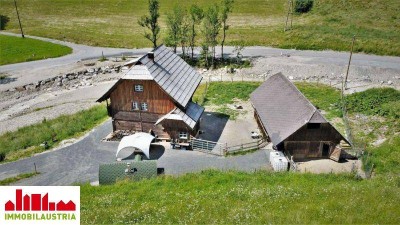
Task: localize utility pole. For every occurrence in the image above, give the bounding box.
[284,0,294,32]
[344,35,356,89]
[13,0,25,38]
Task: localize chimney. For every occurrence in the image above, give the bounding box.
[148,51,154,60]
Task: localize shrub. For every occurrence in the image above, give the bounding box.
[0,151,5,162]
[295,0,314,13]
[345,88,400,118]
[0,15,10,30]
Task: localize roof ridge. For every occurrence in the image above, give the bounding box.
[275,73,318,112]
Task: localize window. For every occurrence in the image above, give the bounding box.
[179,132,188,140]
[307,123,321,129]
[141,102,148,111]
[134,84,143,92]
[132,101,139,110]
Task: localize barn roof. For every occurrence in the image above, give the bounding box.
[97,45,202,108]
[155,102,204,129]
[250,73,347,146]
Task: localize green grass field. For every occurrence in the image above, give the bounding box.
[0,0,399,55]
[0,35,72,65]
[0,105,107,163]
[80,170,400,224]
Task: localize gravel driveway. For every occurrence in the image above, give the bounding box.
[0,120,271,185]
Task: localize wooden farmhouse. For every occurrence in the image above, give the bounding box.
[250,73,350,160]
[97,45,204,143]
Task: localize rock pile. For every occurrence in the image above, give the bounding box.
[5,65,122,93]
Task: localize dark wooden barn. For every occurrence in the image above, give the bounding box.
[97,45,204,142]
[250,73,350,160]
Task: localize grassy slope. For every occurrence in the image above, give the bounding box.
[0,105,107,163]
[0,0,399,55]
[344,88,400,175]
[81,170,400,224]
[0,35,72,65]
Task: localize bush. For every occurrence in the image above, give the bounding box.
[295,0,314,13]
[345,88,400,118]
[0,15,10,30]
[0,151,5,162]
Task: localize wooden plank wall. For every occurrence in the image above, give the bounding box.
[254,110,269,141]
[285,123,343,143]
[160,120,195,142]
[284,141,335,159]
[282,123,342,159]
[110,80,175,114]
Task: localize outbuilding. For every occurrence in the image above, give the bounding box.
[250,73,350,160]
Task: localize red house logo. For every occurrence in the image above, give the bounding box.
[1,186,79,225]
[4,189,76,212]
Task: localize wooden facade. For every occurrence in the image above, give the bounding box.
[110,80,175,114]
[158,119,199,142]
[109,80,175,139]
[282,123,343,160]
[106,79,201,141]
[256,109,343,160]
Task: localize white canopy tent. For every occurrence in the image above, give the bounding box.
[116,133,155,160]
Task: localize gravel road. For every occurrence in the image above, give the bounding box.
[0,33,399,135]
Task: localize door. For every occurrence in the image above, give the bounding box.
[322,143,330,157]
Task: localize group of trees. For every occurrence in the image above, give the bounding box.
[138,0,234,68]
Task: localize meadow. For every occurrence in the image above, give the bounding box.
[80,170,400,224]
[0,0,399,55]
[0,34,72,65]
[0,104,107,163]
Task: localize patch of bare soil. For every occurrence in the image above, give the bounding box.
[297,159,361,174]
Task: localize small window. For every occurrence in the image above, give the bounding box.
[307,123,321,129]
[141,102,148,111]
[134,84,143,92]
[132,101,139,110]
[179,132,188,140]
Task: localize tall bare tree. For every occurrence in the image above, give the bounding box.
[188,5,204,59]
[138,0,160,48]
[220,0,234,59]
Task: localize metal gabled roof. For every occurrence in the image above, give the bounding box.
[155,102,204,129]
[97,45,202,108]
[138,45,202,108]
